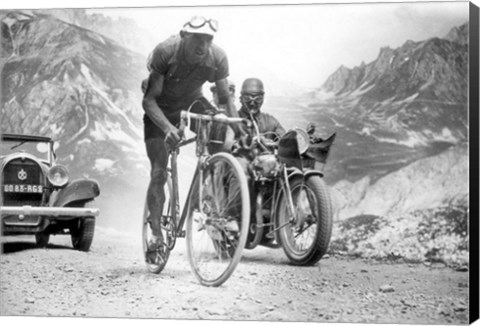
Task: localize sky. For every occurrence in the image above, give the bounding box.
[87,1,469,89]
[1,0,471,89]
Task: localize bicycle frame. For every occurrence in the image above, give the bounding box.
[164,111,249,248]
[169,147,202,240]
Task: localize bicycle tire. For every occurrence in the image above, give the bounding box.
[186,152,250,287]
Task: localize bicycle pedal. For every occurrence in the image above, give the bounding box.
[177,230,186,238]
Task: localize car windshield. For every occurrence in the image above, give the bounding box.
[0,139,51,162]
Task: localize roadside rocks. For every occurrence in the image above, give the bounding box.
[379,284,395,293]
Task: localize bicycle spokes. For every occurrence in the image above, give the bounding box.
[186,153,249,287]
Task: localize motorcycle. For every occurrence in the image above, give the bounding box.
[239,120,336,265]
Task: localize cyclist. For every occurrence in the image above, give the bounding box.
[141,16,237,264]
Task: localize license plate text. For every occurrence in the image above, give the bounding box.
[3,184,43,193]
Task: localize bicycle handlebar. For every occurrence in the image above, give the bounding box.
[180,111,251,126]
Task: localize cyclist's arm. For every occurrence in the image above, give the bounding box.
[142,71,177,135]
[215,78,238,118]
[214,78,249,140]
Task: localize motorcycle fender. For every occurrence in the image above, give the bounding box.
[286,168,324,181]
[53,179,100,207]
[303,170,325,179]
[286,167,304,180]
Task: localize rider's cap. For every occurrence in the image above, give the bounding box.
[181,16,218,36]
[210,80,236,93]
[241,78,265,95]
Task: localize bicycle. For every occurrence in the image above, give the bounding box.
[142,108,251,287]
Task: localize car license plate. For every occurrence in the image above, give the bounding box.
[3,184,43,193]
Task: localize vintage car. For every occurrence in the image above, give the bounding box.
[1,134,100,251]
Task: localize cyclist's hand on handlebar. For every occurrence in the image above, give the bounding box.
[165,126,183,149]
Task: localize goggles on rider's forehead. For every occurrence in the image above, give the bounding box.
[184,16,219,32]
[241,93,264,103]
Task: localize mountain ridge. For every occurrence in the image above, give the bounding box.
[290,22,469,219]
[1,10,470,229]
[1,11,148,183]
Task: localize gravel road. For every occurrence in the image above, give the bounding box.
[0,227,470,324]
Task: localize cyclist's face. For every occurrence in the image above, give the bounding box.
[182,33,213,64]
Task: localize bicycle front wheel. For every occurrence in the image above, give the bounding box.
[186,153,250,287]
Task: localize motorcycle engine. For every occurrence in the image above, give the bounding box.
[252,154,281,179]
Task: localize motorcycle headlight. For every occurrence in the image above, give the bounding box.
[293,128,309,154]
[47,165,69,187]
[252,154,280,178]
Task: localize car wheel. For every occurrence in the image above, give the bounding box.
[70,201,96,251]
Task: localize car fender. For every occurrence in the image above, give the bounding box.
[53,179,100,207]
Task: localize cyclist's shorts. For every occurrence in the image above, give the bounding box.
[143,97,215,141]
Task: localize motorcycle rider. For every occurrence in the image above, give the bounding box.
[141,16,237,265]
[237,77,286,156]
[214,77,285,234]
[229,77,286,195]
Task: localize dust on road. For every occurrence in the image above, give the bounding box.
[0,228,469,324]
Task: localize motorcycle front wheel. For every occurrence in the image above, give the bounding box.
[276,175,333,266]
[186,152,250,287]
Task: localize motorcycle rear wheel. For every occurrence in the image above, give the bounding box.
[276,175,333,266]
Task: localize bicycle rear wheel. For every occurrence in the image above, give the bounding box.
[142,176,175,274]
[186,153,250,287]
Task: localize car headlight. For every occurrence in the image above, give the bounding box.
[47,165,69,187]
[293,128,310,154]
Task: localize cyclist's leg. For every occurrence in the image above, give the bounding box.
[145,137,169,239]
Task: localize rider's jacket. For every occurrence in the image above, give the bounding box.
[238,106,286,141]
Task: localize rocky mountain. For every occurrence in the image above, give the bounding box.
[1,10,150,228]
[331,143,468,219]
[34,9,156,56]
[290,22,469,220]
[0,9,470,236]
